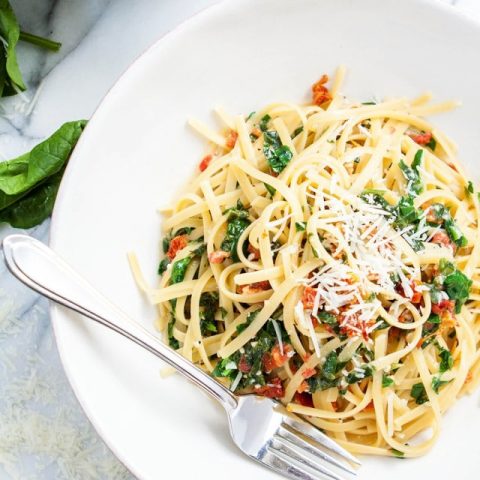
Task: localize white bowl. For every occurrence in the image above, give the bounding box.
[50,0,480,478]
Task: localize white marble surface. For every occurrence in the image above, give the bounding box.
[0,0,478,478]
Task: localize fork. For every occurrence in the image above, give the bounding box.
[3,234,361,480]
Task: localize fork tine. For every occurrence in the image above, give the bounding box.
[270,437,345,480]
[263,447,330,480]
[278,425,356,475]
[283,416,361,466]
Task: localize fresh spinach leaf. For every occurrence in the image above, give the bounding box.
[443,269,472,313]
[0,120,87,227]
[295,221,306,232]
[263,130,293,174]
[399,150,423,196]
[382,374,394,388]
[432,376,451,394]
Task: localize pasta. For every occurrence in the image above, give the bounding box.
[133,67,480,458]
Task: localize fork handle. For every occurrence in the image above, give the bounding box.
[2,234,238,411]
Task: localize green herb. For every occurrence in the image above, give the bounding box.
[174,226,194,236]
[411,382,428,405]
[308,351,346,392]
[158,258,170,275]
[420,314,440,348]
[427,203,448,225]
[167,318,180,349]
[443,269,472,313]
[0,0,25,96]
[221,202,251,262]
[373,318,390,331]
[245,111,256,122]
[432,376,451,394]
[399,150,423,196]
[295,221,306,232]
[170,256,192,284]
[291,126,304,138]
[317,311,338,325]
[236,310,259,334]
[465,181,474,197]
[425,136,436,151]
[259,114,271,132]
[361,101,377,105]
[394,196,421,228]
[263,130,293,174]
[200,312,218,335]
[391,448,405,458]
[264,182,276,197]
[212,357,237,379]
[345,365,374,385]
[438,347,453,373]
[192,242,206,257]
[444,218,467,247]
[0,120,87,228]
[382,374,394,388]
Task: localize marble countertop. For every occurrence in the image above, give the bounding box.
[0,0,478,478]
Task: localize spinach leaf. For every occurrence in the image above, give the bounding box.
[0,169,61,228]
[263,130,293,174]
[425,136,436,151]
[394,195,421,228]
[308,351,345,392]
[432,376,451,394]
[438,347,453,373]
[264,182,276,197]
[295,221,306,232]
[411,382,428,404]
[291,126,304,138]
[170,256,192,284]
[465,181,474,197]
[444,218,467,247]
[167,318,179,349]
[0,120,87,227]
[221,202,250,262]
[259,114,271,132]
[0,0,25,96]
[443,270,472,313]
[158,258,170,275]
[212,357,238,379]
[360,190,393,212]
[399,150,423,196]
[382,374,394,388]
[236,310,259,334]
[345,365,374,385]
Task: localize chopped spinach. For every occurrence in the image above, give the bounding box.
[382,374,394,388]
[399,150,423,196]
[170,256,192,284]
[295,221,306,232]
[345,365,374,385]
[264,182,276,197]
[411,382,428,405]
[167,318,180,349]
[291,126,304,138]
[221,201,251,262]
[443,269,472,313]
[259,114,271,132]
[212,357,238,380]
[432,376,451,394]
[158,258,170,275]
[465,181,474,197]
[308,351,345,392]
[236,310,259,334]
[438,347,453,373]
[394,196,421,228]
[444,218,468,247]
[263,130,293,174]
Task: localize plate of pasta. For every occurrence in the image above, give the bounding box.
[49,0,480,478]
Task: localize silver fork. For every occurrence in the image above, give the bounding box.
[3,234,361,480]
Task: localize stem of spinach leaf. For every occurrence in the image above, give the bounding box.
[19,31,61,52]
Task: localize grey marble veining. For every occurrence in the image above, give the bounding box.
[0,0,477,478]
